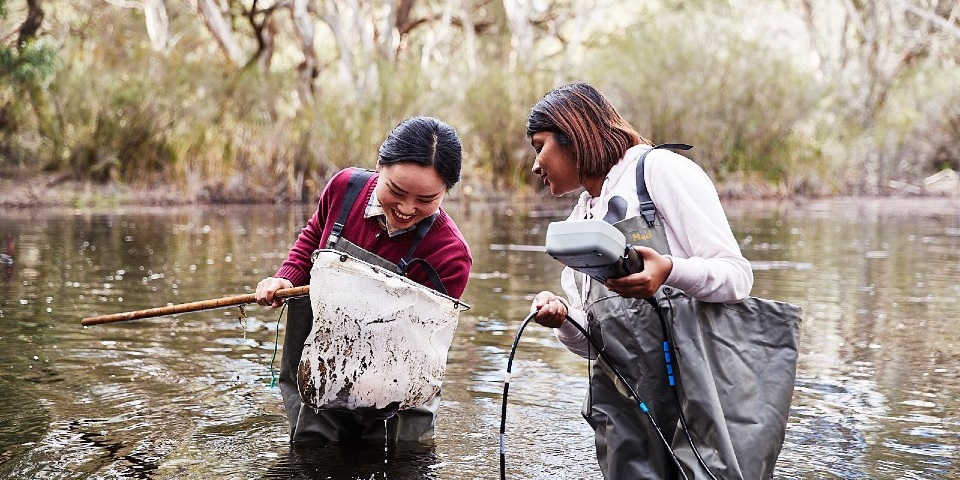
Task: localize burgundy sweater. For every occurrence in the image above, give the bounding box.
[274,168,472,299]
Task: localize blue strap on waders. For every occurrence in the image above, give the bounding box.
[635,143,693,227]
[327,168,448,295]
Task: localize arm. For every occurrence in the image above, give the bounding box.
[648,151,753,302]
[256,169,351,306]
[530,267,594,359]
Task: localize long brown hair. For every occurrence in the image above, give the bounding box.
[526,83,650,181]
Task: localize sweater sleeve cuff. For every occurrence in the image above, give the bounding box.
[664,255,703,293]
[275,265,309,287]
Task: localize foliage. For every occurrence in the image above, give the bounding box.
[0,34,58,168]
[0,39,57,85]
[582,6,832,196]
[461,68,552,192]
[2,0,958,200]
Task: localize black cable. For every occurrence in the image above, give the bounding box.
[499,311,687,480]
[646,297,721,480]
[499,311,535,480]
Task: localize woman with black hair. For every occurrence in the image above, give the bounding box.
[256,116,472,443]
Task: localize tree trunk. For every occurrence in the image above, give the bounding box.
[291,0,318,104]
[195,0,244,66]
[143,0,169,52]
[502,0,534,70]
[319,1,358,90]
[18,0,44,48]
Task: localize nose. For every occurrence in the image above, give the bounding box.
[396,201,416,216]
[532,159,542,175]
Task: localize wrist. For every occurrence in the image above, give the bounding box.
[555,296,570,313]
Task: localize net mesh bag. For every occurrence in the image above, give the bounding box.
[297,249,465,417]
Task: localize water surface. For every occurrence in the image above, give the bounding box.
[1,197,958,479]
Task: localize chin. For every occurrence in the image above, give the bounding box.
[388,217,417,229]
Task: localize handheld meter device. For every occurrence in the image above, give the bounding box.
[544,219,643,282]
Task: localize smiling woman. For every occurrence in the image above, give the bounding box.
[254,116,473,445]
[375,163,447,232]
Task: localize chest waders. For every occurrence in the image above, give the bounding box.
[581,146,801,479]
[280,169,448,443]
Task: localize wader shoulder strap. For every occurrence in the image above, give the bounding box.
[327,167,448,295]
[327,168,376,249]
[635,143,693,227]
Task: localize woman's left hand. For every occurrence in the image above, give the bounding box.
[604,246,672,299]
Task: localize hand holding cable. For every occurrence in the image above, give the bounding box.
[530,291,568,328]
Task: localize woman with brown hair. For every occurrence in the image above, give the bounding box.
[526,83,797,479]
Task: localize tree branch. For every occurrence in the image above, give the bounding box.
[18,0,44,48]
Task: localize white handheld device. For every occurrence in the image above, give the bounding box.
[544,219,643,282]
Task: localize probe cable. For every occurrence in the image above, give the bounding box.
[647,296,721,480]
[499,310,688,480]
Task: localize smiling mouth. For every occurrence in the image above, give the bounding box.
[392,209,415,223]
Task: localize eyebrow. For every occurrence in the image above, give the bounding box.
[387,179,442,200]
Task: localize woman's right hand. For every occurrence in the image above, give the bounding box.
[530,291,568,328]
[256,277,294,308]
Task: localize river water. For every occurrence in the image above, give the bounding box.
[0,197,958,479]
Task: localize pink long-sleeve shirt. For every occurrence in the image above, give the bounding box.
[275,168,473,299]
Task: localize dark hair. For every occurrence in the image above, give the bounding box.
[378,116,462,189]
[526,83,650,181]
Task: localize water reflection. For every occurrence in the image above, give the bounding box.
[264,440,439,479]
[0,198,958,479]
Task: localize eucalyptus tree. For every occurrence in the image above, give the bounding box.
[796,0,960,193]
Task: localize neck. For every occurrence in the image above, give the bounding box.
[583,176,604,197]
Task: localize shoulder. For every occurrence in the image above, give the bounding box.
[645,149,711,181]
[323,167,378,200]
[428,208,473,258]
[645,149,718,199]
[323,168,353,194]
[329,167,376,187]
[434,207,471,246]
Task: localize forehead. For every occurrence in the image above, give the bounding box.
[531,131,552,143]
[379,163,445,193]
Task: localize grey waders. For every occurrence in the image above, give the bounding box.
[581,146,802,479]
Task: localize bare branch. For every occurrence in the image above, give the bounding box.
[195,0,244,65]
[897,0,960,39]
